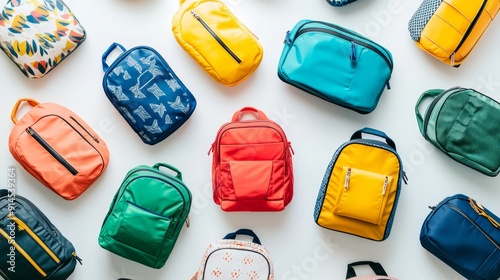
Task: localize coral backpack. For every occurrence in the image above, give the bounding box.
[209,107,294,211]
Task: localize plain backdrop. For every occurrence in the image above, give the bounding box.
[1,0,499,279]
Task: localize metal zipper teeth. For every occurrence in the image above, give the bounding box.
[69,116,99,143]
[26,127,78,175]
[191,10,242,64]
[451,0,488,58]
[421,87,462,138]
[0,228,47,277]
[295,27,393,70]
[203,247,271,278]
[9,216,60,263]
[447,203,500,249]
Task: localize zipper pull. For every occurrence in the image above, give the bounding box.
[190,10,200,20]
[428,205,436,211]
[283,30,291,45]
[402,171,408,185]
[386,80,391,90]
[72,252,83,265]
[344,168,351,189]
[26,127,34,135]
[288,142,295,155]
[382,176,388,195]
[350,41,356,61]
[450,53,455,67]
[185,216,190,228]
[207,143,214,155]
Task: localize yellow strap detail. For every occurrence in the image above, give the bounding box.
[469,198,500,229]
[0,228,47,277]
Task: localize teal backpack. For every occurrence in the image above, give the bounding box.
[98,163,192,268]
[415,87,500,176]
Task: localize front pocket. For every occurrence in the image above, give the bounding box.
[334,167,393,225]
[114,201,172,256]
[230,161,272,200]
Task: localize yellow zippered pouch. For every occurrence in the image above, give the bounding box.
[172,0,264,86]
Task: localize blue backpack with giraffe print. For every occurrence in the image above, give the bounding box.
[102,43,197,145]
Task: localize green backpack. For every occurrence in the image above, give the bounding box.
[98,163,192,268]
[415,87,500,177]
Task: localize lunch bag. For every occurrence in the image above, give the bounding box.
[192,229,274,280]
[98,163,192,269]
[8,98,110,200]
[101,42,197,145]
[208,107,294,212]
[0,189,82,280]
[277,19,393,114]
[415,87,500,176]
[420,194,500,280]
[314,127,407,241]
[346,261,398,280]
[172,0,263,86]
[408,0,499,67]
[0,0,86,79]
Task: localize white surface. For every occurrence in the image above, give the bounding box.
[1,0,499,279]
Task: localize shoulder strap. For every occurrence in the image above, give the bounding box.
[346,261,388,278]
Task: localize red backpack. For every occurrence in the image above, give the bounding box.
[209,107,294,211]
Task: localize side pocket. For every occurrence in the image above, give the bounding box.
[446,96,480,142]
[114,201,172,256]
[334,167,392,225]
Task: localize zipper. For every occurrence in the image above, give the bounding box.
[26,127,78,176]
[450,0,488,66]
[8,215,60,263]
[447,203,500,249]
[0,228,47,277]
[70,116,100,143]
[422,87,462,138]
[294,27,393,70]
[191,10,242,64]
[382,176,388,195]
[344,168,351,189]
[126,200,174,221]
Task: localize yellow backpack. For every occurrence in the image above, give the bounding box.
[314,128,407,241]
[172,0,264,86]
[408,0,499,67]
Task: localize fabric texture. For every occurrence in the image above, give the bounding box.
[408,0,443,41]
[0,0,86,79]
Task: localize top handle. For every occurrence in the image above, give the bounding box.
[350,127,396,150]
[153,163,183,181]
[223,229,262,245]
[346,261,388,278]
[11,98,40,124]
[414,89,444,135]
[231,107,269,122]
[102,42,127,72]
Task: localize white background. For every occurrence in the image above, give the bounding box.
[1,0,499,279]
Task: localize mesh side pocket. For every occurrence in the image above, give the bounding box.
[408,0,443,41]
[326,0,357,7]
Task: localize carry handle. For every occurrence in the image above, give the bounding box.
[414,89,443,135]
[102,42,126,72]
[346,261,388,278]
[152,163,183,180]
[350,127,396,150]
[231,107,269,122]
[11,98,40,124]
[223,229,262,245]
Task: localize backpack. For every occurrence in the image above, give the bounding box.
[415,87,500,176]
[420,194,500,280]
[346,261,398,280]
[101,42,197,145]
[98,163,192,269]
[314,128,407,241]
[408,0,499,67]
[209,107,294,212]
[8,98,110,200]
[192,229,274,280]
[172,0,263,86]
[0,189,81,280]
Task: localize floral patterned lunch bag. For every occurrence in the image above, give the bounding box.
[0,0,86,79]
[192,229,274,280]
